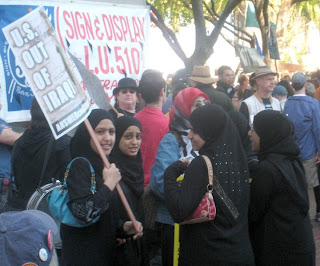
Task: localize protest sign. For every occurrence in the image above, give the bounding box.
[0,2,149,122]
[235,43,266,73]
[2,7,91,138]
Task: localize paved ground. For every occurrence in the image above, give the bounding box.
[309,189,320,265]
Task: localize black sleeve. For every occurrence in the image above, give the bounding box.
[164,157,208,223]
[239,102,250,123]
[67,159,114,224]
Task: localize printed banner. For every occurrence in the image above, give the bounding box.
[2,7,91,139]
[235,43,266,73]
[0,1,149,122]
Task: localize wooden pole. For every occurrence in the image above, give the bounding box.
[84,119,140,232]
[41,8,140,233]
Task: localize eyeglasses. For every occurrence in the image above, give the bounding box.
[120,88,136,94]
[193,100,210,109]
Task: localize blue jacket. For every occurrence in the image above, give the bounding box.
[284,95,320,160]
[150,133,179,225]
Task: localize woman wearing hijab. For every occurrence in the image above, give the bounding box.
[109,116,144,265]
[149,87,209,265]
[60,109,142,266]
[5,99,71,211]
[164,104,254,265]
[248,110,315,265]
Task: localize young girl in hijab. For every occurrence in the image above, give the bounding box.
[249,110,315,265]
[164,104,254,265]
[60,109,142,266]
[109,116,144,265]
[150,87,209,265]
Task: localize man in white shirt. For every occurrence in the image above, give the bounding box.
[240,66,281,125]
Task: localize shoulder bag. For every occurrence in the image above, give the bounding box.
[47,157,100,227]
[180,155,216,225]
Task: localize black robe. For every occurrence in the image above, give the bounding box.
[249,110,315,265]
[6,128,71,211]
[164,104,254,265]
[60,109,119,266]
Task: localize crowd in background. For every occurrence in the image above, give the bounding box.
[0,65,320,265]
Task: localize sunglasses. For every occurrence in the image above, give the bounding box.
[120,88,136,94]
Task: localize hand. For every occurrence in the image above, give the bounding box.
[103,164,121,191]
[123,221,143,240]
[117,113,124,118]
[316,152,320,164]
[180,159,190,166]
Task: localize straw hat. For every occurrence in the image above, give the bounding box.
[253,66,278,79]
[188,66,216,84]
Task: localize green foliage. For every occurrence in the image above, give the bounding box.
[149,0,229,32]
[295,0,320,27]
[150,0,193,32]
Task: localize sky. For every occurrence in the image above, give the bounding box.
[146,25,240,78]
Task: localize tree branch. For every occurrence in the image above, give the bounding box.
[203,1,254,43]
[205,16,254,46]
[147,2,187,61]
[208,0,242,47]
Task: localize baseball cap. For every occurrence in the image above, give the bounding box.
[272,85,288,97]
[0,210,58,266]
[291,72,307,87]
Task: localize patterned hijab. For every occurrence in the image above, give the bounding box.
[170,87,209,160]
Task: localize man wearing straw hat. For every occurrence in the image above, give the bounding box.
[240,66,281,125]
[187,65,233,111]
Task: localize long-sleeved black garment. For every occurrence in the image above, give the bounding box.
[249,110,315,265]
[60,158,118,266]
[6,128,71,211]
[164,104,254,266]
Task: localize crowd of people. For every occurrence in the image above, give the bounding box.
[0,65,319,265]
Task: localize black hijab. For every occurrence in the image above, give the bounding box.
[253,110,309,215]
[71,109,114,174]
[109,116,144,198]
[228,110,254,159]
[189,104,250,221]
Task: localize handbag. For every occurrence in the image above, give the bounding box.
[180,155,216,225]
[142,186,161,230]
[47,157,99,227]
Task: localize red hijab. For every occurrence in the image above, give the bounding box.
[172,87,209,119]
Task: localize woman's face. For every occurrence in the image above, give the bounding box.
[231,90,242,111]
[248,126,260,152]
[190,95,207,114]
[187,123,205,151]
[90,119,115,156]
[119,126,142,156]
[116,88,138,108]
